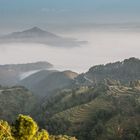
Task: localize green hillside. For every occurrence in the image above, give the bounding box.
[0,86,37,122]
[41,80,140,140]
[76,57,140,85]
[0,58,140,140]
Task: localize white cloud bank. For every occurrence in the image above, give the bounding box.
[0,29,140,73]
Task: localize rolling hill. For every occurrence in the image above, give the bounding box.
[19,70,78,97]
[0,61,52,86]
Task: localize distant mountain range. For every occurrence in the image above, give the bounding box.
[0,61,52,86]
[0,60,78,97]
[0,27,87,47]
[1,57,140,97]
[17,57,140,97]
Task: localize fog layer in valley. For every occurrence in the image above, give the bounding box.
[1,28,140,73]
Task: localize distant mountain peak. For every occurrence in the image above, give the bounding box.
[21,26,47,34]
[0,26,87,47]
[30,26,42,31]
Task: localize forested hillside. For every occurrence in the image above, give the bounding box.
[0,86,37,122]
[40,80,140,140]
[76,57,140,85]
[0,58,140,140]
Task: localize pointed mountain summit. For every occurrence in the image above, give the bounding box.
[0,27,87,47]
[9,26,59,38]
[21,26,47,34]
[26,26,45,32]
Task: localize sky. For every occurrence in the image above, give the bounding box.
[0,0,140,32]
[0,0,140,72]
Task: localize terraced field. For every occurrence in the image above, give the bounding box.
[52,98,112,123]
[107,86,137,96]
[40,81,140,140]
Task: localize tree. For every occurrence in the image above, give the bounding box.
[0,114,77,140]
[35,129,49,140]
[49,135,77,140]
[12,114,38,140]
[0,120,14,140]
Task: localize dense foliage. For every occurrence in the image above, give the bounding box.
[0,114,77,140]
[0,86,37,122]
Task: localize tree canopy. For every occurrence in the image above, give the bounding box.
[0,114,77,140]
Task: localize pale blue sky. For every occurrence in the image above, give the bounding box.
[0,0,140,31]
